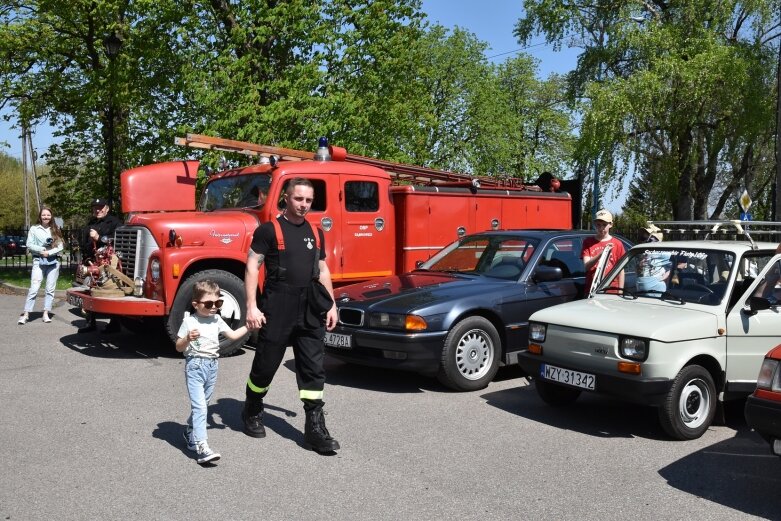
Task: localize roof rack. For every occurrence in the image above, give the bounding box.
[648,220,781,250]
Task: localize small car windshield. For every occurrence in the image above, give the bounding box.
[420,235,539,280]
[599,247,738,305]
[200,173,272,211]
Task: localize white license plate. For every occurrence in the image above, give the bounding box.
[67,294,83,308]
[540,363,596,391]
[324,332,352,349]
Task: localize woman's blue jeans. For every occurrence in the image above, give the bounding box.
[24,259,60,312]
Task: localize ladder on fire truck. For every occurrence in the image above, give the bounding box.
[175,134,535,189]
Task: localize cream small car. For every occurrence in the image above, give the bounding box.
[518,221,781,440]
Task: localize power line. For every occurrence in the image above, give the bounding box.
[486,40,550,60]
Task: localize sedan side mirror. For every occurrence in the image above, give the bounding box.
[533,265,563,283]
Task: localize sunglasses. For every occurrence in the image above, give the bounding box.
[198,299,224,309]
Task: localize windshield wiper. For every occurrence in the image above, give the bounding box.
[660,291,685,304]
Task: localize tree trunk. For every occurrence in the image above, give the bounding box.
[674,128,694,220]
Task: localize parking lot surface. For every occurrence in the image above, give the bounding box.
[1,292,780,520]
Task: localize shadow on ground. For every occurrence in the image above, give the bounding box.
[658,426,781,518]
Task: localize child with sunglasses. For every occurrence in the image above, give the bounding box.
[175,279,250,464]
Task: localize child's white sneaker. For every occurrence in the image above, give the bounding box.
[195,441,220,464]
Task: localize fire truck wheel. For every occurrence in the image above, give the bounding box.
[437,316,500,391]
[166,269,249,356]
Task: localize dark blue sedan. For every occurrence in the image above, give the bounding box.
[326,230,632,391]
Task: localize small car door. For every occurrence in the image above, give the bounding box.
[725,253,781,387]
[588,242,615,298]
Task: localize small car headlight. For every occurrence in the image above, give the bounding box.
[529,323,547,343]
[756,359,780,391]
[150,258,161,282]
[619,337,648,361]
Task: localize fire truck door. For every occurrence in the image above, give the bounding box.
[337,177,394,283]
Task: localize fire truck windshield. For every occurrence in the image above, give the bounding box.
[200,174,272,211]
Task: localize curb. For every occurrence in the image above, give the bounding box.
[0,280,68,298]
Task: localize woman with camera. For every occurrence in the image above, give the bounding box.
[18,206,64,324]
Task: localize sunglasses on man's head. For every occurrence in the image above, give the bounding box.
[198,299,224,309]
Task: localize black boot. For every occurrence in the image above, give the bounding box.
[242,400,266,438]
[304,407,340,453]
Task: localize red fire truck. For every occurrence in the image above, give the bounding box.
[66,134,575,354]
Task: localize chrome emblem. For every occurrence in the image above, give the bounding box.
[375,217,385,231]
[321,217,333,231]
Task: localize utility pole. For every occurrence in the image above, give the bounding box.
[26,129,41,214]
[21,123,29,229]
[775,40,781,221]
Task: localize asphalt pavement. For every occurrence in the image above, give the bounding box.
[1,291,780,521]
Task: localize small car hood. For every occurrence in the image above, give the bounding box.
[531,297,720,342]
[335,272,486,311]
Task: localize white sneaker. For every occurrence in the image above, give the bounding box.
[195,441,220,464]
[43,312,52,323]
[17,314,27,325]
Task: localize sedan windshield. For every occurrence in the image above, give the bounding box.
[200,173,272,211]
[421,235,539,280]
[600,247,740,305]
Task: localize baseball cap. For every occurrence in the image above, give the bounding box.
[91,198,108,208]
[594,209,613,224]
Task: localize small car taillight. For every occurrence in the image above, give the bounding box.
[756,358,781,391]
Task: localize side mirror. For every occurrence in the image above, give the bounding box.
[744,296,772,316]
[533,265,563,283]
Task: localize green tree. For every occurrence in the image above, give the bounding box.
[516,0,780,220]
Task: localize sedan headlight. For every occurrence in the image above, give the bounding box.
[368,312,427,331]
[529,323,547,343]
[619,337,648,361]
[756,359,781,391]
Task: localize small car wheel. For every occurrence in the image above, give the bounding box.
[167,269,249,356]
[535,378,581,406]
[437,316,500,391]
[658,364,716,440]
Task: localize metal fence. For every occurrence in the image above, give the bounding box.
[0,227,81,270]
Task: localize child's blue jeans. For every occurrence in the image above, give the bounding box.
[185,356,219,443]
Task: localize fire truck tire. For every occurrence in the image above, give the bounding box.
[166,269,249,357]
[437,316,500,391]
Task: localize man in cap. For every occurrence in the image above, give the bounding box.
[582,208,626,293]
[78,198,123,334]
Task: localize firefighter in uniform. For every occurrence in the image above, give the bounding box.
[242,178,340,453]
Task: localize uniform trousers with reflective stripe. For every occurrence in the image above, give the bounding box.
[246,283,326,410]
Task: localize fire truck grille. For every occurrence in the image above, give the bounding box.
[114,226,158,281]
[337,308,364,327]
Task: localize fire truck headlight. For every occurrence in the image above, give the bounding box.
[150,259,161,282]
